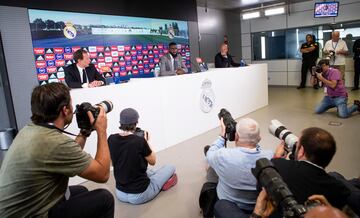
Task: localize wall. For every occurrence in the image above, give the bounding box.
[0,5,200,129]
[240,0,360,87]
[197,7,242,63]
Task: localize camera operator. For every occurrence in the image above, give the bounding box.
[314,59,360,118]
[107,108,177,205]
[0,83,114,218]
[323,31,348,81]
[271,127,350,210]
[205,118,273,216]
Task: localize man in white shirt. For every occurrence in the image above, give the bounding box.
[323,31,348,81]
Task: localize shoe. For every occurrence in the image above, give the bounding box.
[352,87,359,91]
[354,100,360,112]
[162,173,178,191]
[297,86,305,89]
[204,145,210,156]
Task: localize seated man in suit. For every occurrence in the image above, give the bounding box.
[215,43,240,68]
[65,49,105,88]
[159,42,188,77]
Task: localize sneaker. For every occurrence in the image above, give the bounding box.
[162,173,178,191]
[204,145,210,156]
[354,100,360,112]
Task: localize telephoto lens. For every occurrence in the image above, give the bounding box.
[268,120,298,158]
[76,100,113,131]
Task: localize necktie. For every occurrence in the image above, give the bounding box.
[82,69,87,83]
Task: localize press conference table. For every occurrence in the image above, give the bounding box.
[68,64,268,184]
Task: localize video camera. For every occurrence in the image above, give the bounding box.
[252,158,320,218]
[75,100,113,131]
[269,120,298,160]
[218,108,237,141]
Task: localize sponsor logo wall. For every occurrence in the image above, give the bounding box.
[29,10,191,85]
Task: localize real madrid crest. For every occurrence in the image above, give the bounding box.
[63,22,77,39]
[200,79,215,113]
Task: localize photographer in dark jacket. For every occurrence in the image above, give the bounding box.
[215,43,240,68]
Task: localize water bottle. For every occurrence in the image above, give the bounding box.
[240,59,246,67]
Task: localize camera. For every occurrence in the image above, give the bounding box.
[269,120,298,159]
[327,50,335,59]
[75,100,113,130]
[311,65,322,76]
[218,108,237,141]
[252,158,319,218]
[134,127,148,139]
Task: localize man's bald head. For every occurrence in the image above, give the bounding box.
[332,31,340,42]
[305,206,347,218]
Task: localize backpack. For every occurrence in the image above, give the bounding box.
[199,182,218,218]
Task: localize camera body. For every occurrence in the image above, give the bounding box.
[269,120,298,159]
[134,127,148,139]
[252,158,319,218]
[327,50,335,59]
[218,108,237,141]
[311,65,322,76]
[76,100,113,130]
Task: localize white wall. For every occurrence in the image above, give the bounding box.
[240,0,360,87]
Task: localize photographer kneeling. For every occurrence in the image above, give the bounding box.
[205,118,273,216]
[108,108,177,205]
[313,59,360,118]
[0,83,114,218]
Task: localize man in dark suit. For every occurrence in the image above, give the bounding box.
[65,49,105,88]
[214,43,240,68]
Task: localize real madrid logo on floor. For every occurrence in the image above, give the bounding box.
[200,79,215,113]
[63,22,77,39]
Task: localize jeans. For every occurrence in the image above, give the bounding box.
[116,165,175,204]
[49,186,114,218]
[214,199,252,218]
[315,96,358,118]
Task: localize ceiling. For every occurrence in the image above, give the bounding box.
[196,0,312,11]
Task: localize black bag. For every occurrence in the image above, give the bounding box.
[199,182,218,218]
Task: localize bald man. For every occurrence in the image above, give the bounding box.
[215,43,240,68]
[323,31,349,81]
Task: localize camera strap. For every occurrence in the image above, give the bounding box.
[35,123,78,137]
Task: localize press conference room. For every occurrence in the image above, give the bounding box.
[0,0,359,217]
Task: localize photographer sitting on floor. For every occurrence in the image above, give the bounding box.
[313,59,360,118]
[108,108,177,205]
[204,118,273,217]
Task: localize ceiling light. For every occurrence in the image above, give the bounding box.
[265,7,285,16]
[242,11,260,20]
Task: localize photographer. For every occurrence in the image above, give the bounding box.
[271,127,350,210]
[0,83,114,218]
[108,108,177,204]
[205,118,273,216]
[314,59,360,118]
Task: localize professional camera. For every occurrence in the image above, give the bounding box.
[75,100,113,130]
[134,127,148,139]
[218,108,237,141]
[269,120,298,159]
[327,50,335,59]
[311,65,322,76]
[252,158,318,218]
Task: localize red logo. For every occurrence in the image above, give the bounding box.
[64,53,73,60]
[126,66,132,71]
[55,60,65,67]
[158,44,164,49]
[120,72,127,76]
[136,45,142,50]
[36,61,46,68]
[133,70,139,75]
[124,45,131,51]
[149,64,155,68]
[137,55,143,60]
[153,50,159,54]
[142,50,148,55]
[154,58,160,63]
[45,54,55,61]
[96,46,104,52]
[72,46,81,52]
[119,62,126,66]
[143,60,149,64]
[138,65,144,69]
[34,48,45,55]
[144,69,150,73]
[111,46,117,51]
[89,52,98,58]
[147,45,153,50]
[54,48,64,54]
[112,57,119,62]
[113,66,120,72]
[119,51,125,56]
[105,63,113,67]
[46,66,57,73]
[163,49,169,53]
[148,54,154,59]
[104,52,111,56]
[131,60,138,65]
[125,56,131,61]
[98,58,105,62]
[37,74,49,81]
[130,50,137,55]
